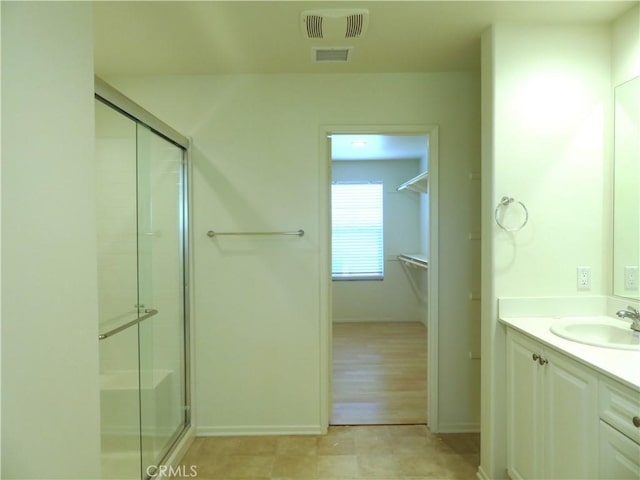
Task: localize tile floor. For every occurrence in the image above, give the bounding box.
[173,425,479,479]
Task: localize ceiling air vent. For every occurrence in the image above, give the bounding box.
[313,47,353,63]
[305,14,323,39]
[301,9,369,40]
[345,14,365,38]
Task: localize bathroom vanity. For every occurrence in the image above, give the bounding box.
[496,75,640,480]
[500,314,640,480]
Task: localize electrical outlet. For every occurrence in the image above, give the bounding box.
[624,266,639,290]
[577,266,591,291]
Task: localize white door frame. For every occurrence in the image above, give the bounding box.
[318,124,440,432]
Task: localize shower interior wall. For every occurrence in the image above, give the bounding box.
[95,103,185,391]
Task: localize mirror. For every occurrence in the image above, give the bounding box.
[613,76,640,300]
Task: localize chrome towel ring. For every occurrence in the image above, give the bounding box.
[494,196,529,232]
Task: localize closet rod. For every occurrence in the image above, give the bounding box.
[207,229,304,238]
[398,254,429,269]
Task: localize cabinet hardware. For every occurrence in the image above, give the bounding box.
[532,353,548,365]
[633,416,640,428]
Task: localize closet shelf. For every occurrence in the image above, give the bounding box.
[398,254,429,269]
[397,171,428,193]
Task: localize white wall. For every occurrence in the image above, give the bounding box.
[1,3,101,478]
[494,26,611,297]
[481,23,613,479]
[613,5,640,86]
[332,159,423,323]
[106,71,481,434]
[419,150,431,259]
[480,25,501,480]
[1,2,4,469]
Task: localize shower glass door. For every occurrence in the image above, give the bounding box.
[96,97,189,480]
[136,124,187,476]
[96,100,142,480]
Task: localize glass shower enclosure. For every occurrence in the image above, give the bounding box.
[95,87,190,479]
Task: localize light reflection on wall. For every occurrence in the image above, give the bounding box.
[510,73,589,134]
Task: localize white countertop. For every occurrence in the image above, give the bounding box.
[500,315,640,391]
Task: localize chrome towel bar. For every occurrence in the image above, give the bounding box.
[207,229,304,237]
[98,309,158,340]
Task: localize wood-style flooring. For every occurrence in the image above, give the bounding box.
[174,425,480,479]
[331,322,428,426]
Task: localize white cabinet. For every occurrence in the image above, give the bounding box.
[599,376,640,479]
[599,376,640,445]
[599,420,640,478]
[506,330,543,479]
[507,329,599,479]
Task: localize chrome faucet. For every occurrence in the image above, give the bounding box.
[616,306,640,332]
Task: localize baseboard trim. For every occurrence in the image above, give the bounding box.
[333,318,421,323]
[476,465,491,480]
[434,422,480,433]
[196,425,323,436]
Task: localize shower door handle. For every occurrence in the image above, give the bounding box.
[98,309,158,340]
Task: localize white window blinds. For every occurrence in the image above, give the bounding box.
[331,182,384,280]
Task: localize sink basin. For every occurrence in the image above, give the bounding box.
[550,316,640,351]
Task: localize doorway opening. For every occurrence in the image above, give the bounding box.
[322,127,439,428]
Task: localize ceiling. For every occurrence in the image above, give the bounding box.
[93,1,634,161]
[93,1,635,76]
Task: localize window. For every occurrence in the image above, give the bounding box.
[331,182,384,280]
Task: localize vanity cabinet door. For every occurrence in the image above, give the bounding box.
[544,348,598,479]
[599,420,640,478]
[507,330,544,480]
[506,328,598,479]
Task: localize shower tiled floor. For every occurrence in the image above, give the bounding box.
[173,425,479,479]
